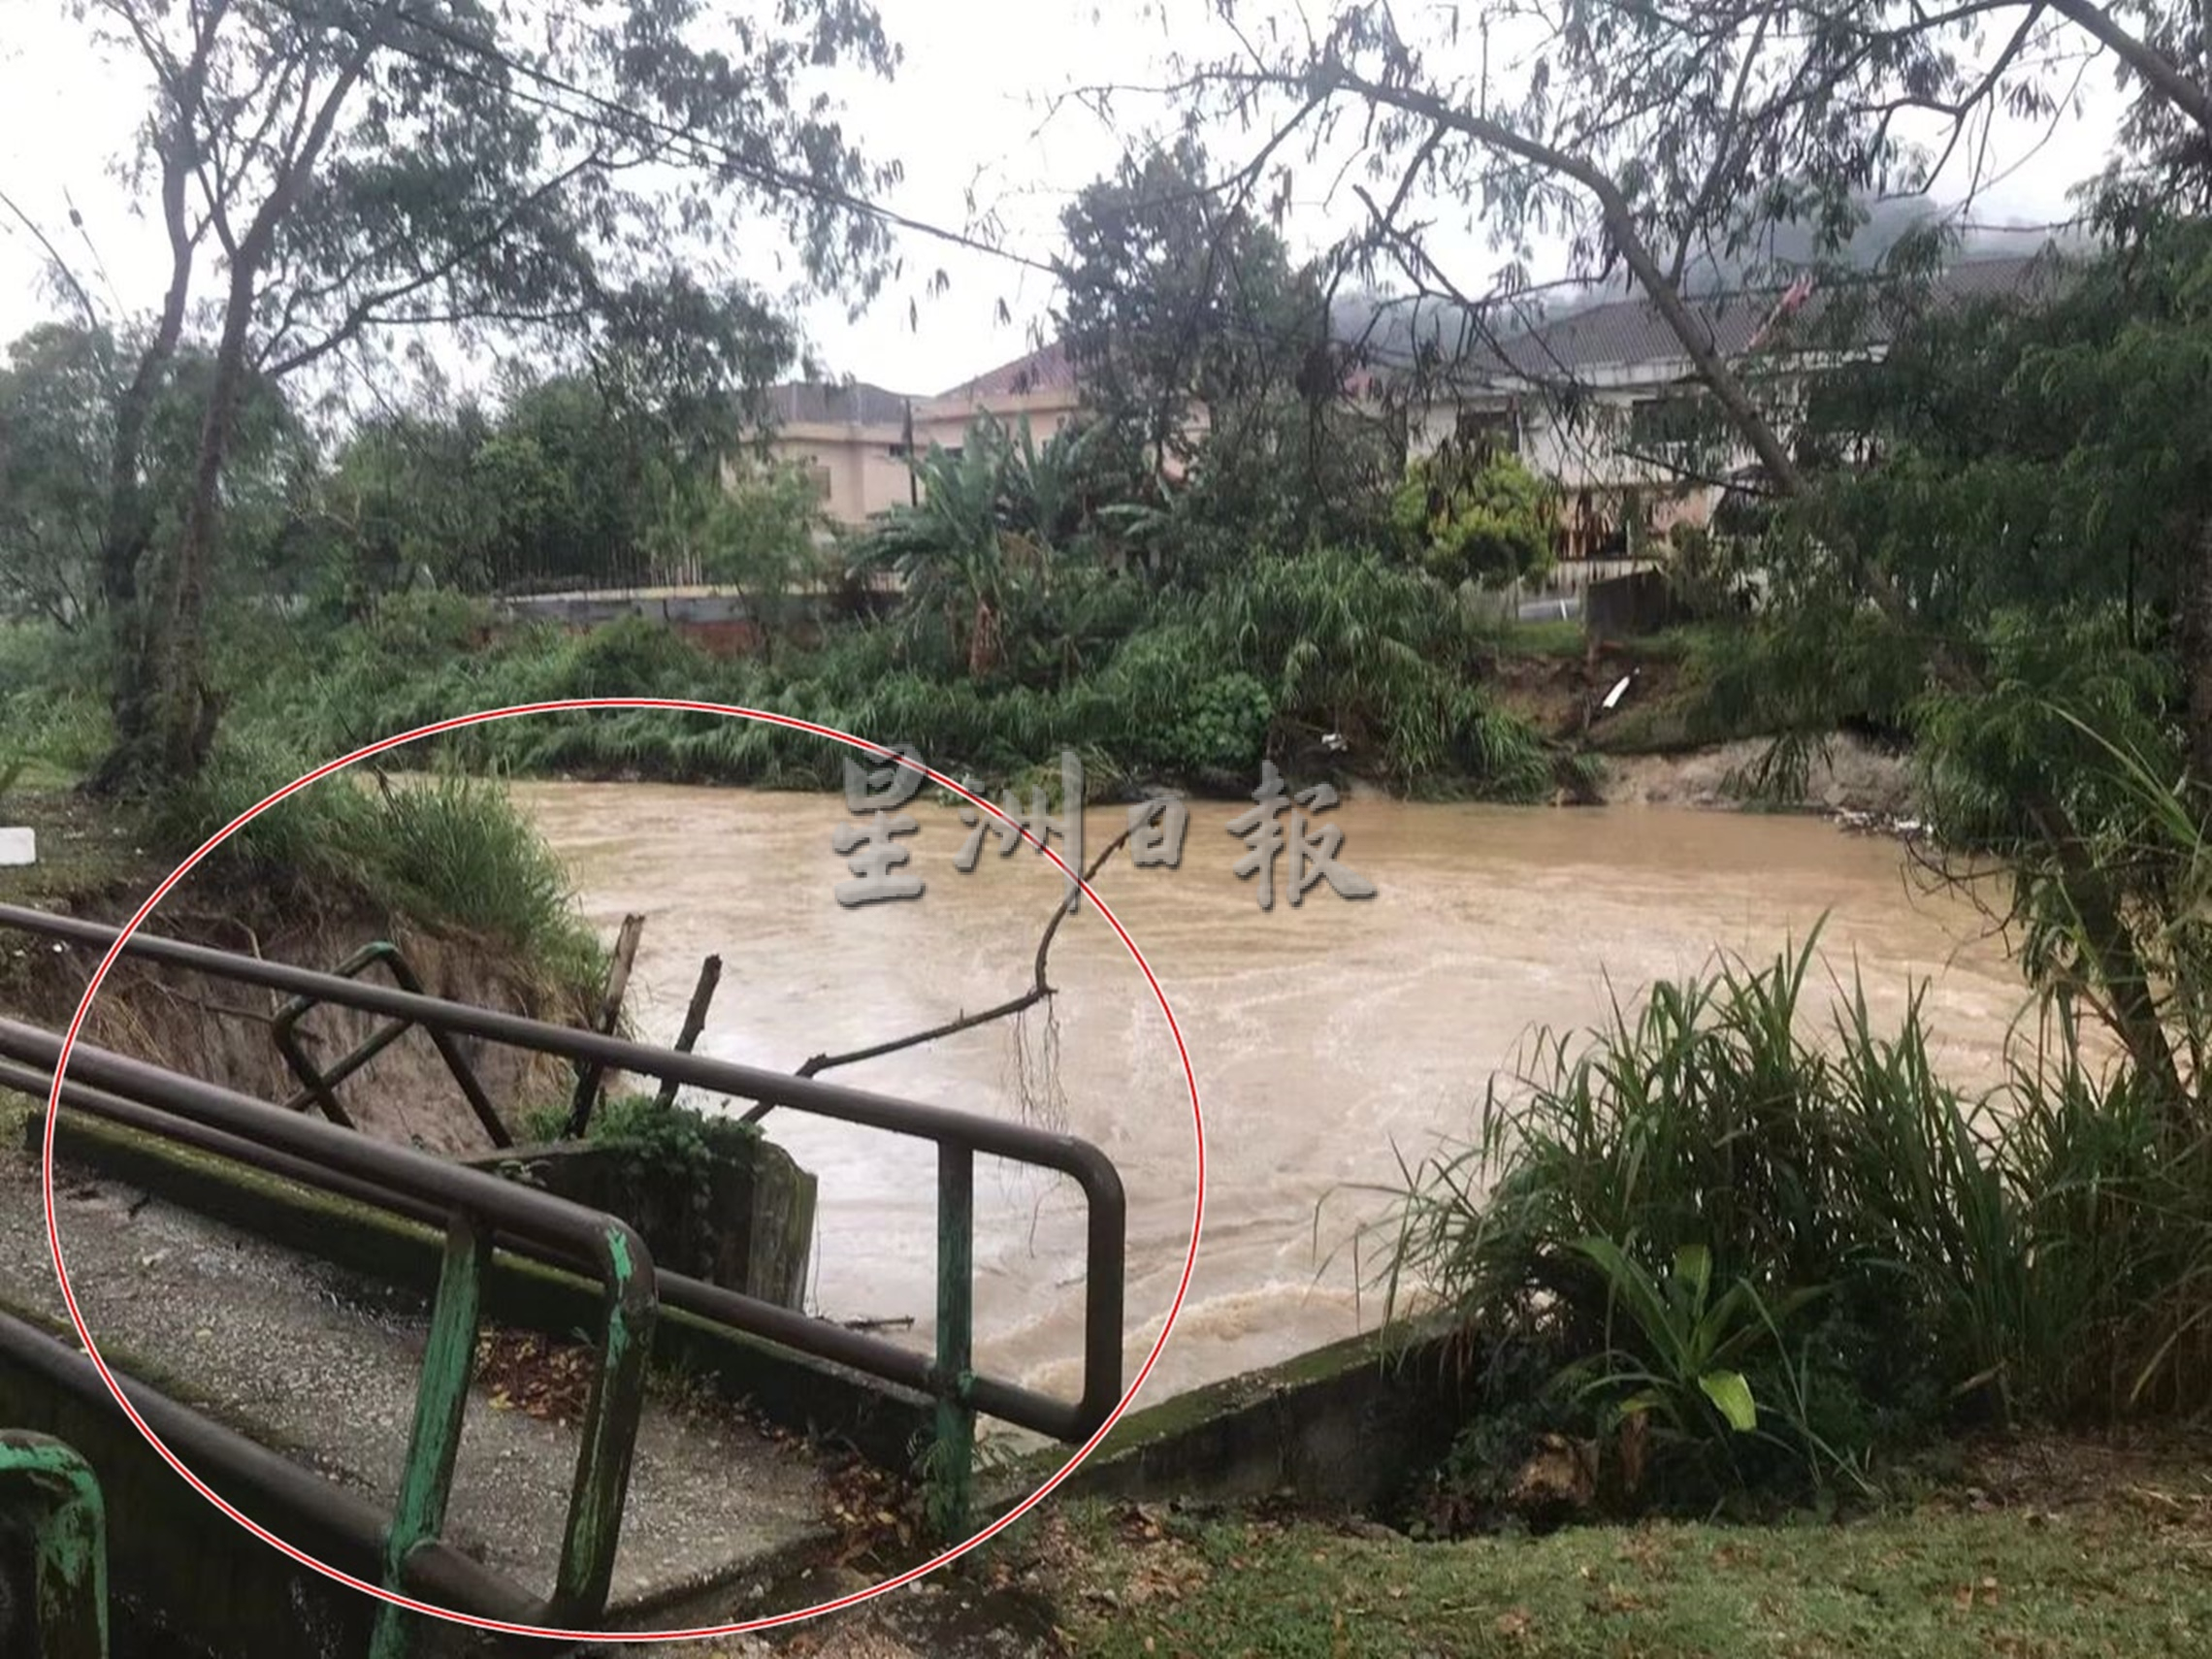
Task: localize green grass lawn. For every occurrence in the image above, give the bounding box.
[1044,1473,2211,1658]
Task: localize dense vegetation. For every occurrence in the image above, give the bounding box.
[0,123,1573,811]
[1386,932,2209,1525]
[1226,6,2212,1527]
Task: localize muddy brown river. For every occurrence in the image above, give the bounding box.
[510,782,2030,1411]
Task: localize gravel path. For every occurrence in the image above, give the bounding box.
[0,1146,835,1614]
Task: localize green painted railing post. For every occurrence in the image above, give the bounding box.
[929,1142,976,1540]
[370,1214,489,1659]
[549,1223,655,1625]
[0,1430,109,1658]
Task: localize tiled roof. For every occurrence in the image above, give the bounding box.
[764,379,913,427]
[937,339,1076,400]
[1457,253,2064,384]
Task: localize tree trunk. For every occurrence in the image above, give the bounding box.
[87,69,211,797]
[95,2,394,792]
[140,261,262,785]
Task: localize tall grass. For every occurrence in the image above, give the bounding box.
[0,621,111,787]
[1386,929,2212,1508]
[150,732,604,993]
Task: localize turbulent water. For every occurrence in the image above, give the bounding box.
[510,781,2029,1410]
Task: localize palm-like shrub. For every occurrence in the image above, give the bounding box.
[849,415,1116,676]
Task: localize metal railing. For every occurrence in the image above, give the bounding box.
[0,1429,109,1658]
[0,1308,543,1643]
[271,939,509,1148]
[0,900,1128,1518]
[0,1030,653,1655]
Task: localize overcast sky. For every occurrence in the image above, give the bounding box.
[0,1,2130,405]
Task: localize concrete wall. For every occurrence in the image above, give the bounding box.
[492,587,857,658]
[1034,1324,1468,1515]
[768,427,916,525]
[465,1136,815,1310]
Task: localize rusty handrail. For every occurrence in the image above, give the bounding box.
[271,939,510,1148]
[0,900,1128,1445]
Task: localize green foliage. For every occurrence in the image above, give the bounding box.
[1163,672,1277,780]
[1057,136,1318,466]
[148,739,603,993]
[0,324,117,629]
[1391,450,1556,589]
[0,321,315,626]
[1194,546,1551,793]
[849,414,1131,678]
[318,374,745,600]
[524,1090,760,1163]
[1805,225,2212,632]
[1055,137,1401,563]
[0,621,110,786]
[1568,1239,1796,1440]
[651,457,827,660]
[517,1092,764,1264]
[1384,930,2212,1513]
[245,537,1559,803]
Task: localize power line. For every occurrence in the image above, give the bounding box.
[259,0,1493,382]
[372,2,1067,282]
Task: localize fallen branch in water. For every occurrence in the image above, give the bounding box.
[740,824,1135,1119]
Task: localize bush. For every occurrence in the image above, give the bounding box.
[1383,929,2212,1516]
[242,549,1561,800]
[1390,450,1554,589]
[0,621,109,786]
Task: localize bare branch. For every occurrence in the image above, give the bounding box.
[771,825,1139,1091]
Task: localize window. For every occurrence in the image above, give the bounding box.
[808,465,833,502]
[1627,392,1712,455]
[1452,407,1516,458]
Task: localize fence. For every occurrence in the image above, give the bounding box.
[0,901,1127,1610]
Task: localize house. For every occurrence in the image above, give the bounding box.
[767,252,2059,547]
[763,341,1083,528]
[1414,252,2059,563]
[758,378,917,528]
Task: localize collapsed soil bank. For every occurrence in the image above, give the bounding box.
[1596,732,1917,816]
[1488,644,1919,819]
[0,897,586,1155]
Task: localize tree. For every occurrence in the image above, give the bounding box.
[56,0,901,791]
[1391,446,1554,589]
[1,320,309,629]
[1142,0,2212,1119]
[317,405,495,600]
[1057,136,1403,561]
[1057,136,1321,477]
[0,324,115,629]
[852,415,1111,677]
[655,459,825,662]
